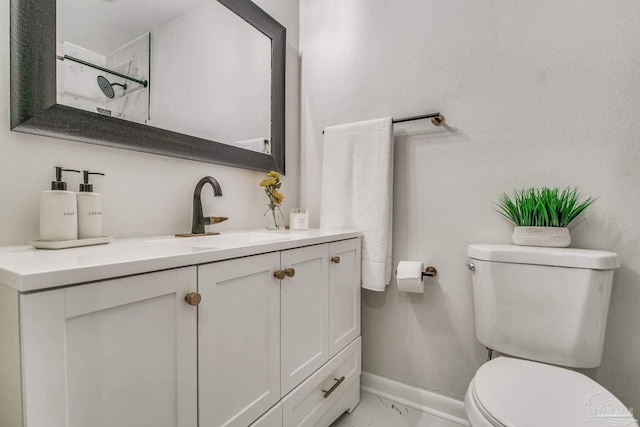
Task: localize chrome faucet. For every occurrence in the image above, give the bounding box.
[191,176,227,235]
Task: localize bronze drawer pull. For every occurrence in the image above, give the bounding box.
[322,376,345,399]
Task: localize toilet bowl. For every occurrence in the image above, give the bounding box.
[465,244,637,427]
[465,357,637,427]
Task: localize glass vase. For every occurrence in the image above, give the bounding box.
[265,203,284,230]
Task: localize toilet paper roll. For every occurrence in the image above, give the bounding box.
[396,261,425,293]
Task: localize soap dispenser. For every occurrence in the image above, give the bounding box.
[40,167,80,241]
[77,171,105,239]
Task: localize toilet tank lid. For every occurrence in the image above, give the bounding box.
[468,244,620,269]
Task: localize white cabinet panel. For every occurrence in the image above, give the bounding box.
[281,244,329,395]
[199,252,281,427]
[329,239,361,357]
[20,267,197,427]
[250,403,283,427]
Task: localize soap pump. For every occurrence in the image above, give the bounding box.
[40,167,81,241]
[77,171,105,239]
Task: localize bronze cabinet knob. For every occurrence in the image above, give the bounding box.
[284,268,295,277]
[274,270,286,280]
[331,256,341,264]
[185,292,202,306]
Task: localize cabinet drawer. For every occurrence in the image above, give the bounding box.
[282,337,361,427]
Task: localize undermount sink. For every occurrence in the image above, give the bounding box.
[149,232,296,249]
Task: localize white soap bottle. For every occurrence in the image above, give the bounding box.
[77,171,105,239]
[40,167,80,241]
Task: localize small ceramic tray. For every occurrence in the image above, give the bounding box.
[30,236,113,250]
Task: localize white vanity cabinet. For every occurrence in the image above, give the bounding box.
[198,239,361,427]
[20,267,198,427]
[0,230,361,427]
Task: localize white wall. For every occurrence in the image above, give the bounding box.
[0,0,299,245]
[150,1,271,144]
[301,0,640,410]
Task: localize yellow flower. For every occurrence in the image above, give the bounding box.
[272,189,285,203]
[259,178,277,187]
[267,171,282,178]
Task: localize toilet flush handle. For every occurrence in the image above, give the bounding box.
[466,262,475,272]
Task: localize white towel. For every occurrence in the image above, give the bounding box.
[320,117,393,292]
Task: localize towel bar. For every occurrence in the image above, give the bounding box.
[322,112,444,134]
[393,113,444,125]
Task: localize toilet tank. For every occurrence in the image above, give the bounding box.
[468,244,620,368]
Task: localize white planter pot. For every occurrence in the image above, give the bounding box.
[512,226,571,248]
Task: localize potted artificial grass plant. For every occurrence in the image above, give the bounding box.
[496,186,596,247]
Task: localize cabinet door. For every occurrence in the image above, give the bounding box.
[249,402,283,427]
[198,252,281,427]
[329,239,361,357]
[20,267,198,427]
[281,244,329,395]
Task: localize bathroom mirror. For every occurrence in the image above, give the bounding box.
[10,0,286,173]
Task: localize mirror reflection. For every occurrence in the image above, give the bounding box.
[56,0,272,154]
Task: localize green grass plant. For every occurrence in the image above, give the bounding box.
[496,187,596,227]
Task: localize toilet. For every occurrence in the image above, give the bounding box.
[465,244,638,427]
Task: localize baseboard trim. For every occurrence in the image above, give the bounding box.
[360,372,470,426]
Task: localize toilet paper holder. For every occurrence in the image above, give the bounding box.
[395,265,437,280]
[395,262,437,293]
[422,266,437,279]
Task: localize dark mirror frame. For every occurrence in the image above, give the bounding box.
[10,0,286,174]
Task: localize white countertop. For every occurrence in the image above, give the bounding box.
[0,229,361,292]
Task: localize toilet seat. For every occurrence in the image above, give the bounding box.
[465,357,638,427]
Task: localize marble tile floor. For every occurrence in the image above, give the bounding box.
[330,390,465,427]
